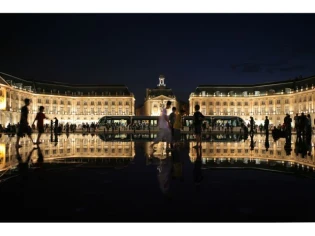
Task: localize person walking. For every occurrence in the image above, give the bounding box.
[16,98,34,148]
[32,106,50,144]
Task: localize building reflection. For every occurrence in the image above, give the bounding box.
[189,134,315,170]
[0,133,135,172]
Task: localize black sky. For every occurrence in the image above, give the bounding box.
[1,13,315,105]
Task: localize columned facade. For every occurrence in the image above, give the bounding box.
[189,76,315,126]
[0,72,135,126]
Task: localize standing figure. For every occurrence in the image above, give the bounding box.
[193,104,205,148]
[150,101,172,151]
[264,116,269,135]
[54,117,59,133]
[169,107,176,144]
[32,106,50,144]
[284,113,292,137]
[172,109,185,147]
[250,117,255,134]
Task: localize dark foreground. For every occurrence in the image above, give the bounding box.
[1,134,315,222]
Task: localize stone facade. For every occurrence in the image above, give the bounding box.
[143,75,178,116]
[0,72,135,126]
[189,76,315,126]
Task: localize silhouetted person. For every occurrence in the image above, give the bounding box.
[306,114,312,143]
[294,113,299,133]
[50,120,53,132]
[169,106,176,144]
[264,116,269,135]
[32,106,50,144]
[16,98,34,148]
[249,117,255,134]
[284,113,292,137]
[193,104,205,148]
[54,117,58,133]
[299,112,307,139]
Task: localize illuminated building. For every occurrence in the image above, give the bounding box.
[189,76,315,126]
[0,72,135,126]
[143,75,178,116]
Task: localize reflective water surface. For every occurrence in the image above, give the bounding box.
[1,132,315,222]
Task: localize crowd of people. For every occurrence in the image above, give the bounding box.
[150,101,203,150]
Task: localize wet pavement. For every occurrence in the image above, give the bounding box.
[1,132,315,222]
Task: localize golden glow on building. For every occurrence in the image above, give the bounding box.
[0,72,135,126]
[189,76,315,126]
[0,86,6,110]
[143,75,178,116]
[0,143,5,170]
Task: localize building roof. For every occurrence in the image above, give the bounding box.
[193,75,315,95]
[0,72,133,97]
[147,87,175,97]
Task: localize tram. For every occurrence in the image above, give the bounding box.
[97,116,161,130]
[182,115,245,131]
[97,115,246,131]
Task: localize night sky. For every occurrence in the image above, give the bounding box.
[1,14,315,105]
